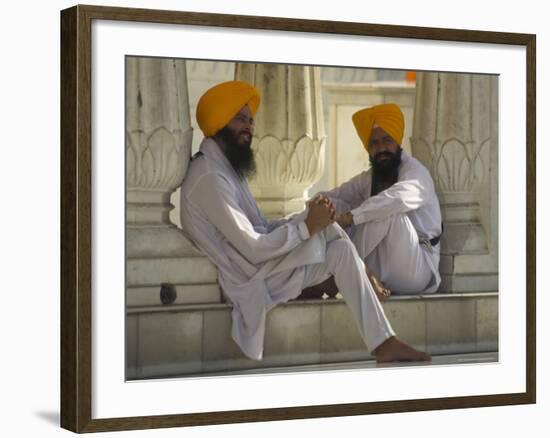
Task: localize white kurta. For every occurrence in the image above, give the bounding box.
[320,152,442,294]
[180,138,394,360]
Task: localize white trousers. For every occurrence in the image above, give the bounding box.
[351,213,433,294]
[302,237,395,353]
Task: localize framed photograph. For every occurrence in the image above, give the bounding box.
[60,4,536,433]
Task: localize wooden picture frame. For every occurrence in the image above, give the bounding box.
[60,4,536,433]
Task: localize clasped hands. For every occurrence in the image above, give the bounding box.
[304,195,336,236]
[305,195,354,235]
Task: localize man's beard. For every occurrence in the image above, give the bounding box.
[369,147,402,196]
[217,126,256,179]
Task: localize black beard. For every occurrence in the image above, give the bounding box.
[216,127,256,179]
[370,147,402,196]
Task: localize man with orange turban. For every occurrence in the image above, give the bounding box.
[180,81,431,364]
[315,103,442,297]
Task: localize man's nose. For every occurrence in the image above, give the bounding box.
[243,122,253,134]
[372,144,386,154]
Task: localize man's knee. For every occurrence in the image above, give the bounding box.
[351,213,415,260]
[328,238,360,266]
[386,213,418,245]
[369,212,409,227]
[391,212,412,226]
[330,237,355,253]
[365,213,414,237]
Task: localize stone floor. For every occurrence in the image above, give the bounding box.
[235,351,499,374]
[130,351,499,380]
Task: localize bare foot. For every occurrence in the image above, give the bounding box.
[365,272,391,303]
[374,336,431,363]
[368,274,391,302]
[363,265,390,302]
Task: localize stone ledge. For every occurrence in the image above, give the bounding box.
[127,284,221,307]
[126,292,498,379]
[126,291,498,313]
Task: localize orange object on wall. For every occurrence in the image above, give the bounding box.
[405,71,417,83]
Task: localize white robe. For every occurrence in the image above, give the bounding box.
[180,138,394,360]
[319,152,442,294]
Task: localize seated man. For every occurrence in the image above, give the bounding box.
[180,80,430,363]
[317,103,442,297]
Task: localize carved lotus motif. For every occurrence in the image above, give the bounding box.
[435,137,490,193]
[411,136,490,194]
[249,134,325,186]
[126,126,193,190]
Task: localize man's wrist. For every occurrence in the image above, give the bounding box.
[340,211,354,226]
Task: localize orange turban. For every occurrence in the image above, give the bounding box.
[196,80,260,137]
[352,103,404,150]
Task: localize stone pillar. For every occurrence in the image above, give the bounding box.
[236,64,326,218]
[126,57,219,306]
[411,72,498,292]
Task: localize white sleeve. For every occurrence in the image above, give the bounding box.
[350,166,433,224]
[264,216,292,233]
[188,172,310,264]
[316,172,369,213]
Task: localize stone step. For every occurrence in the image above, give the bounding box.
[439,254,498,293]
[439,273,498,293]
[126,292,498,380]
[126,256,217,287]
[127,284,221,307]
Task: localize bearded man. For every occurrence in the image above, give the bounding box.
[180,81,430,363]
[314,103,442,298]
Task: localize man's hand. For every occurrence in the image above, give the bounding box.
[336,211,354,228]
[305,195,336,236]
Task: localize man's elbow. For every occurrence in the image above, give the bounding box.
[239,242,271,265]
[402,196,425,211]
